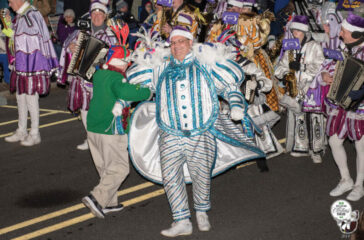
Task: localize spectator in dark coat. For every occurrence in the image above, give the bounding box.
[57,8,77,46]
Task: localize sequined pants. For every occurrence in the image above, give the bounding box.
[159,130,216,221]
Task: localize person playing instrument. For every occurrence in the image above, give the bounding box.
[127,26,264,237]
[57,0,117,150]
[81,43,152,218]
[151,0,201,40]
[3,0,59,146]
[275,15,325,163]
[206,0,284,162]
[323,13,364,201]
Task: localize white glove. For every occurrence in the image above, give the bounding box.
[268,39,276,50]
[230,107,245,121]
[112,101,123,117]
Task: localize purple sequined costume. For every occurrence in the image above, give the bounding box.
[10,5,59,95]
[57,28,117,112]
[325,44,364,141]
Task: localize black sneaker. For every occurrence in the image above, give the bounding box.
[82,194,105,219]
[102,204,124,214]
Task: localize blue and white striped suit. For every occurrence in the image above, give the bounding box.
[128,51,252,221]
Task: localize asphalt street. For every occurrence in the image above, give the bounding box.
[0,85,363,240]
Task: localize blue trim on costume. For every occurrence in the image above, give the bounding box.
[155,59,219,137]
[196,65,203,127]
[172,77,181,130]
[216,62,239,84]
[189,65,197,129]
[128,69,153,81]
[208,127,265,156]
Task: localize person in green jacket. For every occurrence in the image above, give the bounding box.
[82,45,151,218]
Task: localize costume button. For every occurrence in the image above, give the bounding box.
[183,114,187,118]
[182,106,187,109]
[181,95,186,100]
[180,84,185,89]
[185,123,188,127]
[182,130,191,137]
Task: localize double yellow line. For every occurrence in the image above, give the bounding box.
[1,182,164,240]
[0,160,260,240]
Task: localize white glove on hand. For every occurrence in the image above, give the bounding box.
[268,39,276,50]
[230,107,245,121]
[112,101,123,117]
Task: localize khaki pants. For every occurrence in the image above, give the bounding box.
[87,132,129,208]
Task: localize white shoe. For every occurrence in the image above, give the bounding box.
[161,219,192,237]
[290,152,309,157]
[20,133,41,146]
[346,185,364,201]
[330,178,354,197]
[5,130,28,143]
[77,140,89,150]
[196,211,211,231]
[311,154,322,164]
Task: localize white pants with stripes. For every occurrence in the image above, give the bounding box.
[159,130,216,221]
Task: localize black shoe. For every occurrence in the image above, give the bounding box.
[103,204,124,214]
[256,158,269,172]
[82,194,105,219]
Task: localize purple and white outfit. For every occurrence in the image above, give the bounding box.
[275,16,326,161]
[303,2,344,114]
[57,1,117,138]
[5,2,59,145]
[326,13,364,202]
[58,28,117,113]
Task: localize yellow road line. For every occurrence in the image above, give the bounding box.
[236,161,256,169]
[0,182,154,235]
[0,117,79,138]
[0,112,58,127]
[0,105,70,114]
[11,189,165,240]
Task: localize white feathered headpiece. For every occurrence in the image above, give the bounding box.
[131,27,169,67]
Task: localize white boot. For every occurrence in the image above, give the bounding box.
[160,219,192,237]
[5,129,28,143]
[330,178,354,197]
[196,211,211,231]
[26,94,40,138]
[77,139,89,150]
[346,185,364,201]
[21,132,41,146]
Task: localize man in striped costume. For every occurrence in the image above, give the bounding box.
[127,26,264,237]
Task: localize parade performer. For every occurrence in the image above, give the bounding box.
[275,15,326,163]
[82,26,152,218]
[127,27,264,237]
[57,0,117,150]
[303,1,344,115]
[324,13,364,201]
[207,0,284,160]
[151,0,203,40]
[4,0,59,146]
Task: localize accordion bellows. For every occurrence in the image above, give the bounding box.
[67,31,109,81]
[327,56,364,110]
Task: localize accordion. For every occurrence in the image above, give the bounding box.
[67,31,109,81]
[327,56,364,110]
